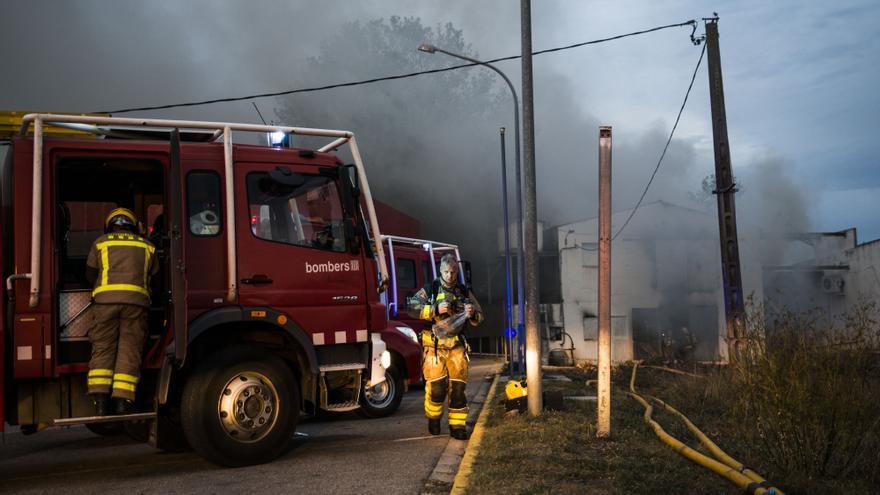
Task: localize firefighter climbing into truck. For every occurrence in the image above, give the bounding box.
[0,111,396,466]
[84,207,159,416]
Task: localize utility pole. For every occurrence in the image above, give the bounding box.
[521,0,542,415]
[705,18,745,362]
[597,126,612,438]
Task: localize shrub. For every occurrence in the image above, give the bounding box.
[732,301,880,486]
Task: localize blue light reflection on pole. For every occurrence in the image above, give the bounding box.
[500,127,515,376]
[418,43,526,373]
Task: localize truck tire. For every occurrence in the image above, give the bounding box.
[181,346,299,467]
[358,364,403,418]
[153,409,192,453]
[123,420,150,443]
[85,422,123,437]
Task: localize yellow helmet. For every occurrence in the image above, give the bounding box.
[104,207,139,233]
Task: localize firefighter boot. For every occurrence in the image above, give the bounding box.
[92,394,110,416]
[450,427,469,440]
[113,397,133,415]
[428,418,441,435]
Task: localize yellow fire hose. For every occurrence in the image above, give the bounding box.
[626,362,784,495]
[639,364,704,379]
[645,391,768,485]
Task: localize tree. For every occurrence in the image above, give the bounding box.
[275,16,508,275]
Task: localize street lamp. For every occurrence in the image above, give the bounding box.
[418,43,526,373]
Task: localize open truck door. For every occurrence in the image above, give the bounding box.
[0,148,8,431]
[167,130,189,366]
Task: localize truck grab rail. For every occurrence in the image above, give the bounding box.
[380,235,463,318]
[18,113,389,308]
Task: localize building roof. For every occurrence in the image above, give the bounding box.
[551,200,709,230]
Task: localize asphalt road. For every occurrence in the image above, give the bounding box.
[0,357,501,495]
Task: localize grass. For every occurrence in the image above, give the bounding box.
[465,304,880,494]
[465,361,879,495]
[465,367,740,495]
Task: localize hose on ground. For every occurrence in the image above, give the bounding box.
[626,362,785,495]
[625,365,764,483]
[639,364,704,378]
[646,391,767,485]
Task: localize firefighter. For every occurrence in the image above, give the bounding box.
[675,325,697,363]
[84,208,158,415]
[413,253,483,440]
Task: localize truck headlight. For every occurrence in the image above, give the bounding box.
[396,326,419,344]
[381,350,391,369]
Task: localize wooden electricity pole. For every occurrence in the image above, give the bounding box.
[597,126,612,437]
[705,18,746,362]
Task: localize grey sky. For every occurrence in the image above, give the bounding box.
[2,0,878,240]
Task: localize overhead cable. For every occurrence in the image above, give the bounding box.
[99,20,697,114]
[612,42,707,241]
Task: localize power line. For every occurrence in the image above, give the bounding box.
[611,42,707,241]
[100,20,697,114]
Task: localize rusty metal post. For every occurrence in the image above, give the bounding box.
[705,19,745,362]
[597,126,612,438]
[521,0,542,416]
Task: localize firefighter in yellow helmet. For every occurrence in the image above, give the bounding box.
[84,208,158,415]
[412,253,483,440]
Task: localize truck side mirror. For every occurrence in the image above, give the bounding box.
[461,260,473,288]
[338,164,359,218]
[346,221,361,255]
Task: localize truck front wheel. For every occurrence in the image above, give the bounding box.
[181,346,299,466]
[357,364,404,418]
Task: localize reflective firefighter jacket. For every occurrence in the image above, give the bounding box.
[415,279,484,348]
[86,232,159,307]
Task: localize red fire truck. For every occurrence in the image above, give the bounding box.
[381,235,467,330]
[355,236,469,418]
[0,113,395,466]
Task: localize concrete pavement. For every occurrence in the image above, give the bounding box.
[0,356,502,495]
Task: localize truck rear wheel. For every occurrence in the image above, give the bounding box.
[181,346,299,466]
[358,364,403,418]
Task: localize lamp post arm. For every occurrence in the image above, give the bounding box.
[432,48,520,118]
[427,45,526,371]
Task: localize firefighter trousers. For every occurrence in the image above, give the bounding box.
[423,343,469,430]
[87,303,148,401]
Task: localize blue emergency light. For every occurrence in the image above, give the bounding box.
[268,131,290,148]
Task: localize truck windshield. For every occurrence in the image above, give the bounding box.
[246,172,346,252]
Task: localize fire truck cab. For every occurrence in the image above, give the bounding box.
[356,236,468,418]
[0,113,392,466]
[381,235,467,331]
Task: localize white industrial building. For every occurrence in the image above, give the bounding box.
[763,228,880,321]
[548,201,880,364]
[552,201,764,364]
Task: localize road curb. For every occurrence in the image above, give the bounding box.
[421,361,501,494]
[449,371,500,494]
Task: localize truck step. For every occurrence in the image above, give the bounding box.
[319,363,366,373]
[322,401,360,412]
[52,412,156,427]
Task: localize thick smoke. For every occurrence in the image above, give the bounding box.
[0,3,816,305]
[272,15,813,307]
